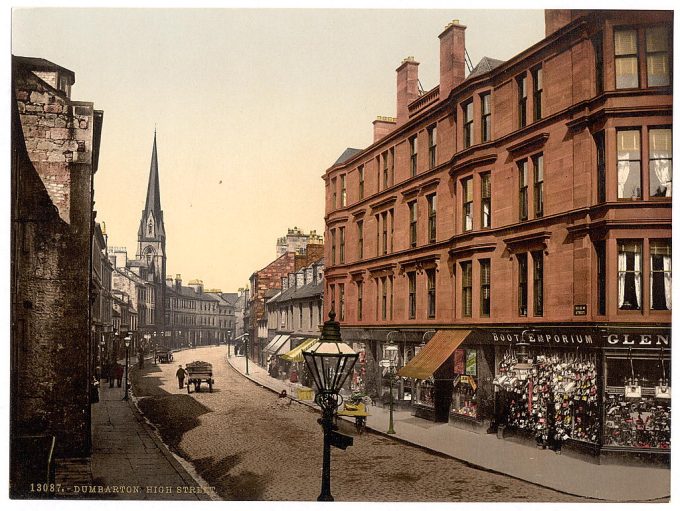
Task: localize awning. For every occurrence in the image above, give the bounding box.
[263,335,282,353]
[279,338,318,363]
[265,335,291,356]
[398,329,472,380]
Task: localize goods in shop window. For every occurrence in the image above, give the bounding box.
[603,393,670,449]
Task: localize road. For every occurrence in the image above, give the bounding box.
[131,345,587,502]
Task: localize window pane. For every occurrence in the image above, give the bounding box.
[618,130,640,158]
[650,128,672,158]
[615,29,638,54]
[646,26,669,52]
[615,57,639,89]
[650,240,671,311]
[617,240,642,310]
[647,54,670,86]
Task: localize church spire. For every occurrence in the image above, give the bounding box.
[144,130,161,216]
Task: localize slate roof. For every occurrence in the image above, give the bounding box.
[333,147,363,166]
[467,57,506,80]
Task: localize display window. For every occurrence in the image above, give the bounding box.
[603,353,671,450]
[451,348,479,418]
[494,350,600,445]
[416,378,435,408]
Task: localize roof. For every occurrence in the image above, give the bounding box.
[333,148,363,166]
[13,55,75,82]
[398,329,471,380]
[291,280,323,300]
[466,57,506,80]
[166,283,218,301]
[221,292,239,305]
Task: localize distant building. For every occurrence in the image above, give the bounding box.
[91,222,114,378]
[276,226,323,257]
[11,54,103,491]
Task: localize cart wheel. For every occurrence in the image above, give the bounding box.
[356,417,366,434]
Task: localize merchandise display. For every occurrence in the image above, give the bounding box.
[416,378,435,408]
[603,393,671,449]
[451,348,479,418]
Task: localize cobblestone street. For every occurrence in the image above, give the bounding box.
[131,345,587,502]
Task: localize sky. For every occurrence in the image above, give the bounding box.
[11,7,547,292]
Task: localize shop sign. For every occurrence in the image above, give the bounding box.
[574,304,587,315]
[489,331,595,346]
[606,333,670,347]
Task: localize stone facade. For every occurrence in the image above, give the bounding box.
[11,55,103,477]
[276,226,324,257]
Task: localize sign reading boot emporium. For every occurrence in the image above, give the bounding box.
[469,329,671,348]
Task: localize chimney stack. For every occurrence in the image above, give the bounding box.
[175,273,182,291]
[373,116,397,143]
[439,20,467,100]
[396,56,420,127]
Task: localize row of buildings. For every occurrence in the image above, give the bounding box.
[322,10,672,459]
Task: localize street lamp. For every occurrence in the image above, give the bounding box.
[303,310,358,502]
[123,335,131,401]
[515,329,534,380]
[383,332,400,435]
[227,330,232,358]
[244,333,249,375]
[99,337,106,382]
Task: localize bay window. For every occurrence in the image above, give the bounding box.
[649,128,672,197]
[618,240,642,310]
[617,129,641,199]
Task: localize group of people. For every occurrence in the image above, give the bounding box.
[102,361,125,388]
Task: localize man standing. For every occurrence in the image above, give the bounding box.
[176,365,187,389]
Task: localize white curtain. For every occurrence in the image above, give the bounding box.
[618,160,630,198]
[465,213,473,231]
[618,252,626,308]
[651,160,672,197]
[664,255,672,309]
[634,250,641,308]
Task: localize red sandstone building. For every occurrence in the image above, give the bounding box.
[323,10,671,459]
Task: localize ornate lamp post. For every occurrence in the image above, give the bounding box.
[244,333,250,375]
[123,335,131,401]
[303,310,358,502]
[383,332,400,435]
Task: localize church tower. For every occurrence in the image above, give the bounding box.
[136,131,166,339]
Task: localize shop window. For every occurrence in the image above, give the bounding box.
[533,153,544,217]
[357,281,363,321]
[415,378,434,408]
[615,28,639,89]
[427,193,437,243]
[340,174,347,207]
[339,284,345,321]
[481,173,491,228]
[532,66,543,121]
[408,271,416,319]
[357,220,363,259]
[650,240,671,311]
[518,160,529,221]
[358,165,364,200]
[381,277,388,320]
[603,355,670,449]
[649,128,672,197]
[595,131,606,203]
[428,125,437,168]
[409,201,417,247]
[409,135,418,177]
[451,349,479,418]
[533,251,544,317]
[463,100,474,148]
[518,253,528,316]
[517,74,528,128]
[646,26,670,87]
[596,241,606,315]
[462,177,473,231]
[426,269,436,318]
[617,240,641,310]
[481,93,491,143]
[339,226,345,263]
[480,259,491,317]
[462,261,472,317]
[617,129,641,199]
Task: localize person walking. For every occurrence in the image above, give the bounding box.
[114,363,124,388]
[176,365,187,389]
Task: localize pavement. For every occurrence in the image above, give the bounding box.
[54,363,214,501]
[227,353,671,502]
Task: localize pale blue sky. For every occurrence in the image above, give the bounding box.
[12,8,546,291]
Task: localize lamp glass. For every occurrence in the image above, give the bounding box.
[124,336,131,347]
[385,344,399,367]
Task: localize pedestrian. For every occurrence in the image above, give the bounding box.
[114,363,124,388]
[176,365,187,389]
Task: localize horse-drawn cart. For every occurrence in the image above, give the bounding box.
[186,361,214,393]
[154,347,173,364]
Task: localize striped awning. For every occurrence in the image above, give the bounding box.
[398,330,471,380]
[279,338,318,363]
[264,335,291,356]
[263,335,282,353]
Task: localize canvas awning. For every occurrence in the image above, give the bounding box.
[264,335,291,356]
[279,338,318,363]
[398,329,472,380]
[262,335,282,353]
